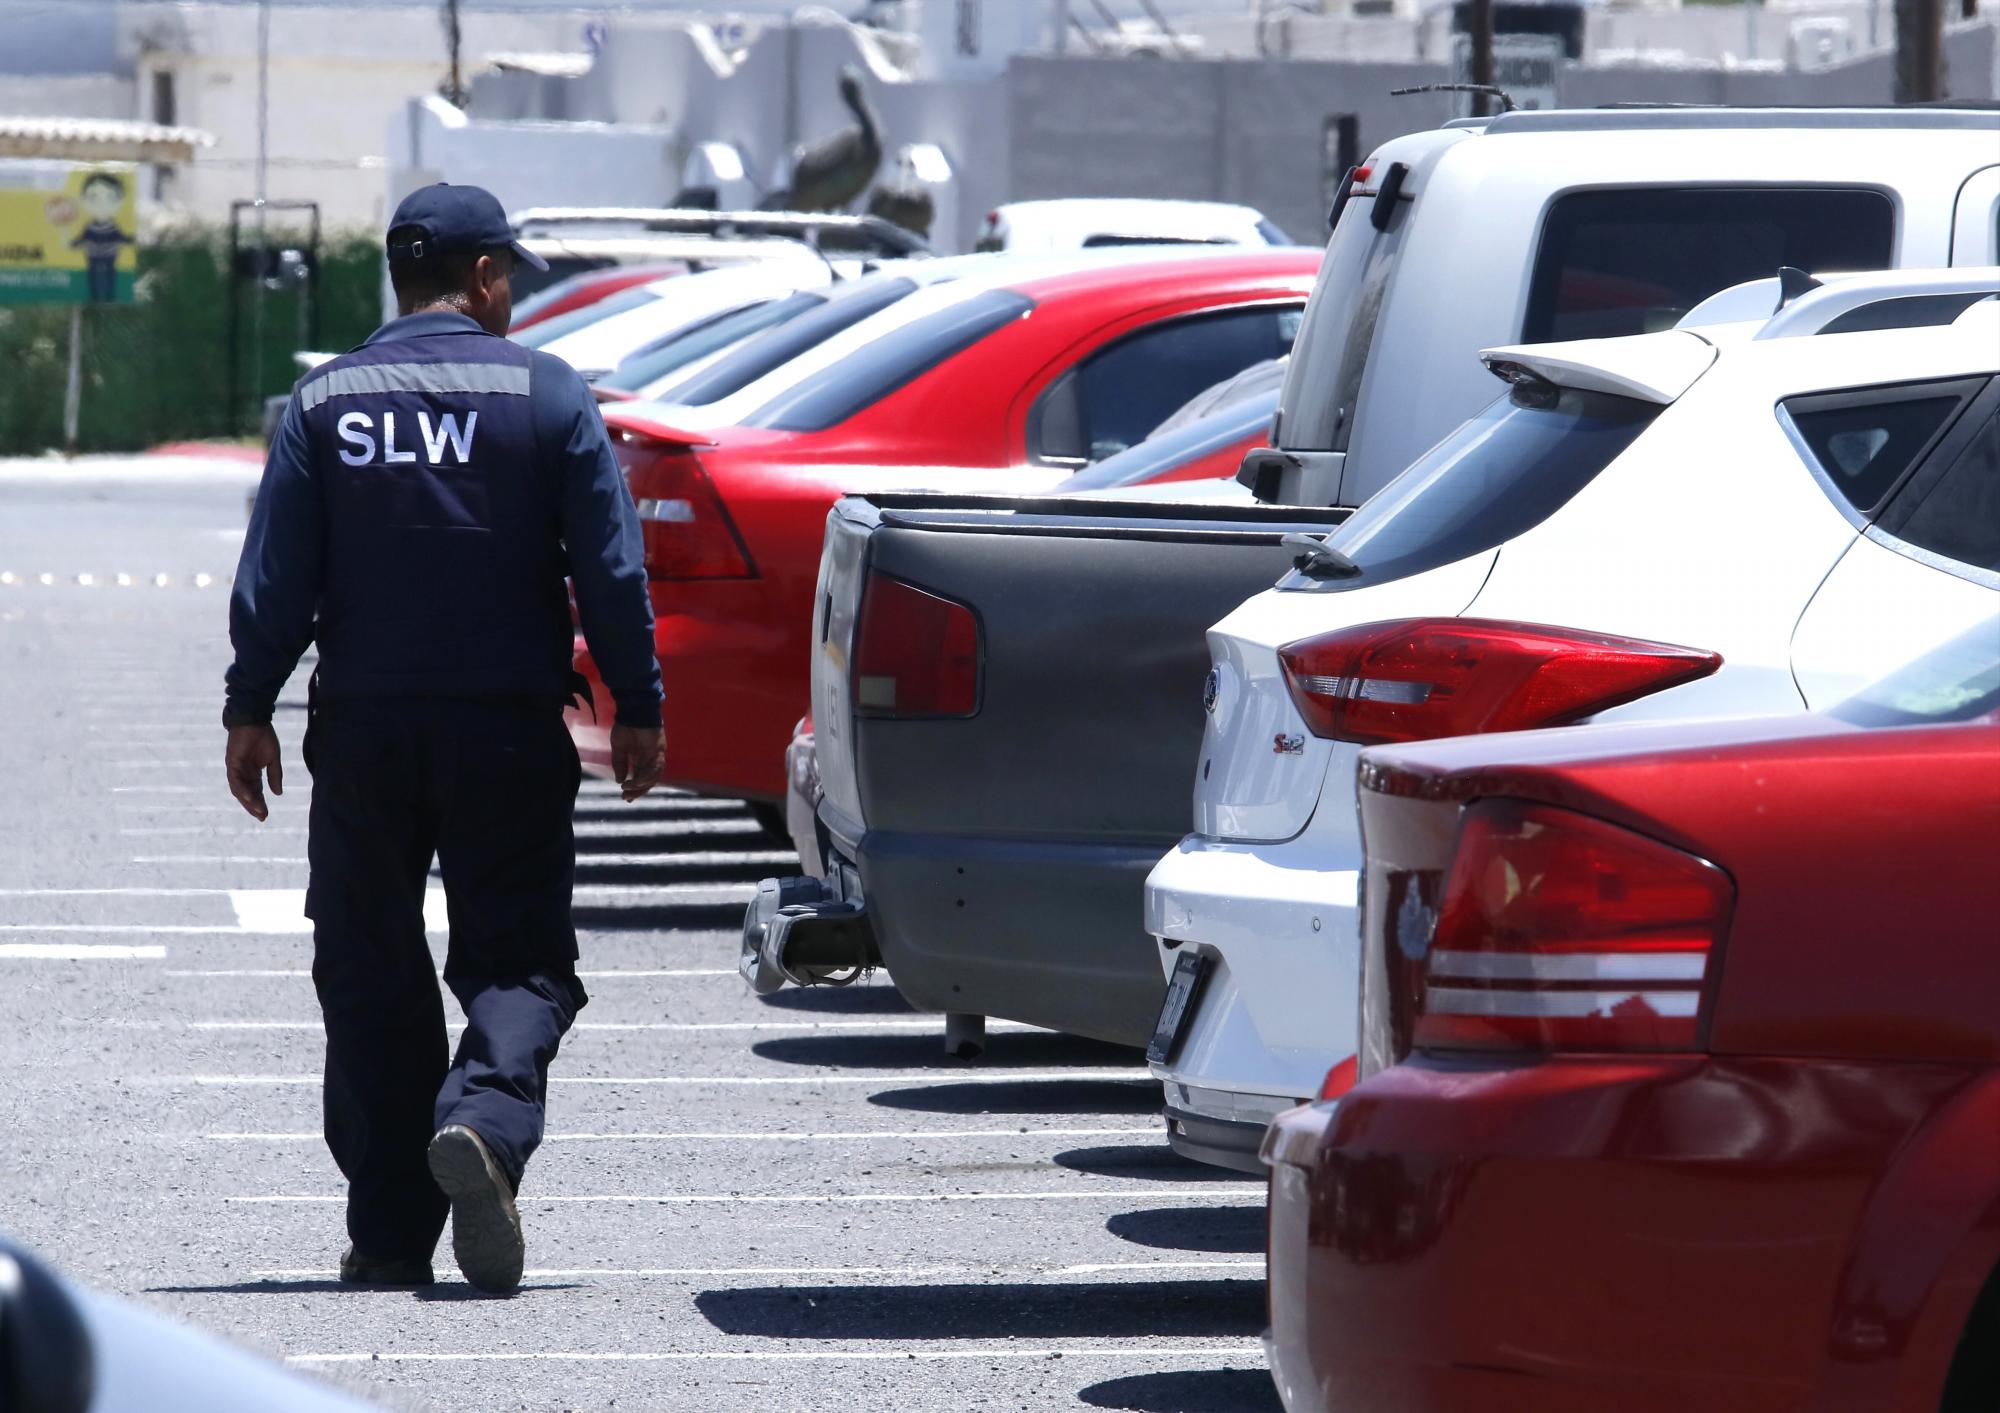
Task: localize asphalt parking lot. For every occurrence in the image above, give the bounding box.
[0,456,1274,1413]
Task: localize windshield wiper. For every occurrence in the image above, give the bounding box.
[1282,532,1360,580]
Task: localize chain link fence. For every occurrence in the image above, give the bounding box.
[0,229,385,457]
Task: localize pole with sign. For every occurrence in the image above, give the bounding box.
[1450,33,1563,114]
[0,162,139,452]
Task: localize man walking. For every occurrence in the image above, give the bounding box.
[222,183,665,1295]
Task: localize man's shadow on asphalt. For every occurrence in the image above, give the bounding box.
[1079,1369,1281,1412]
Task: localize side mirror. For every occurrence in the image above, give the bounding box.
[0,1240,95,1413]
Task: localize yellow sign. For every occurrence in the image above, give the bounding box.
[0,164,138,305]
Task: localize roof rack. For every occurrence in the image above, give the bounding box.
[1480,106,1999,133]
[1755,267,2000,340]
[508,208,932,256]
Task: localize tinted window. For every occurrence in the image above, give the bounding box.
[1291,385,1657,589]
[1786,386,1976,516]
[1055,389,1278,492]
[664,277,918,407]
[1038,305,1300,463]
[744,289,1032,433]
[598,292,820,394]
[1831,616,2000,728]
[1880,404,2000,574]
[511,285,659,349]
[1524,188,1896,343]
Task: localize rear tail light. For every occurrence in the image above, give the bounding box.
[1412,799,1733,1054]
[851,569,980,718]
[615,433,753,581]
[1277,618,1720,745]
[1317,1056,1357,1101]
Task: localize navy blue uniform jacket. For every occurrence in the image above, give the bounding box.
[225,310,663,729]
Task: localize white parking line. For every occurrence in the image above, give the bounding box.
[208,1126,1158,1142]
[234,1188,1256,1206]
[100,1018,1035,1035]
[162,968,739,979]
[253,1259,1257,1279]
[155,1070,1155,1087]
[289,1345,1264,1366]
[129,850,791,869]
[0,944,167,959]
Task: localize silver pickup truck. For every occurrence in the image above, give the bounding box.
[740,105,2000,1055]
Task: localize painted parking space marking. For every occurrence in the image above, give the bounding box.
[234,1188,1257,1206]
[0,943,167,959]
[254,1259,1258,1280]
[289,1345,1264,1366]
[208,1125,1158,1143]
[153,1069,1155,1087]
[162,967,739,979]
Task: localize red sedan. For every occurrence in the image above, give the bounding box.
[569,249,1319,804]
[1264,625,2000,1413]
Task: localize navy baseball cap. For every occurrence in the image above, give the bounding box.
[386,182,548,271]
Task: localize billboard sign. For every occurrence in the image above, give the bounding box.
[0,163,138,305]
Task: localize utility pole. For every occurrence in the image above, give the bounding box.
[442,0,466,107]
[1894,0,1945,101]
[1469,0,1496,116]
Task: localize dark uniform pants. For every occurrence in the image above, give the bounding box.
[304,696,587,1261]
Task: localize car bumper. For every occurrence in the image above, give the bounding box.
[852,827,1173,1047]
[1266,1056,1989,1413]
[1143,833,1360,1147]
[566,586,803,801]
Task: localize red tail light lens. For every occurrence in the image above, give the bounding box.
[852,570,981,718]
[615,434,753,581]
[1277,618,1721,745]
[1413,800,1732,1054]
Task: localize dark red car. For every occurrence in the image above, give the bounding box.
[568,249,1319,804]
[1264,624,2000,1413]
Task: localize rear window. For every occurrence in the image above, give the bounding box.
[1290,384,1657,589]
[1055,389,1277,492]
[511,285,659,349]
[662,276,918,407]
[744,289,1032,433]
[598,291,821,394]
[1524,187,1897,342]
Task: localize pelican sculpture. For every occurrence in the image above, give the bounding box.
[770,66,883,213]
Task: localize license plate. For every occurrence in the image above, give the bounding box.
[1146,951,1210,1067]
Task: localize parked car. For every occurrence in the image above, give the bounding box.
[0,1236,378,1410]
[975,198,1290,253]
[507,206,930,299]
[1263,622,2000,1413]
[508,260,688,334]
[751,106,2000,1057]
[1149,269,2000,1169]
[775,377,1281,873]
[596,253,1031,406]
[519,263,838,381]
[566,248,1320,815]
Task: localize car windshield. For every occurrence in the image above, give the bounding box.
[1055,389,1276,492]
[1830,618,2000,728]
[743,289,1033,433]
[1276,193,1394,452]
[598,291,823,394]
[1284,384,1659,589]
[511,285,660,349]
[660,276,920,406]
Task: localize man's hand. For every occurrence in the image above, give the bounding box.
[225,723,284,821]
[610,724,664,802]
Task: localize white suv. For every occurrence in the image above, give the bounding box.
[1146,269,2000,1169]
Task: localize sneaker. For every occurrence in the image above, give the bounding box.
[427,1124,524,1295]
[338,1246,434,1286]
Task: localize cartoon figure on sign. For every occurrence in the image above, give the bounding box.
[69,171,134,303]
